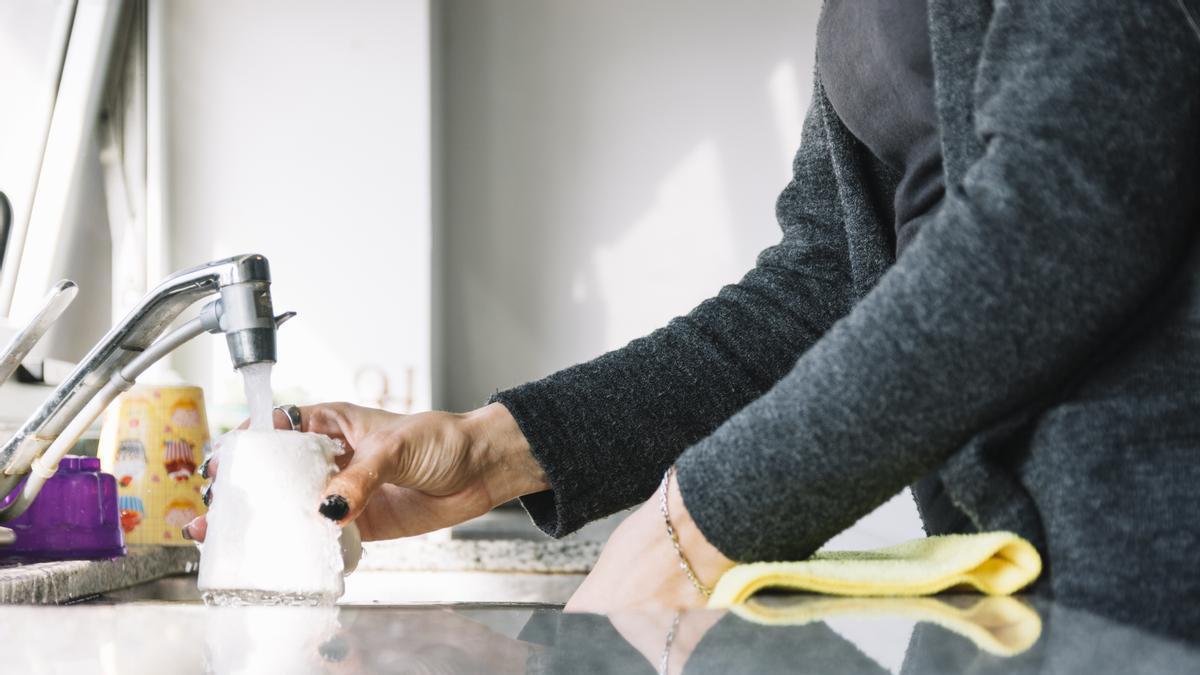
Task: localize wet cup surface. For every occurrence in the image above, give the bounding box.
[197,429,360,605]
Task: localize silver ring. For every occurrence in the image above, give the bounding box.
[274,404,302,431]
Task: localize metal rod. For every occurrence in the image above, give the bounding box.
[0,280,78,387]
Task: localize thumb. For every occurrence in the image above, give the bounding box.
[317,447,392,525]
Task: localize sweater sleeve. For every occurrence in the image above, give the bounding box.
[676,0,1200,562]
[491,81,861,537]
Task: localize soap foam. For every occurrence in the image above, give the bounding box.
[197,430,346,604]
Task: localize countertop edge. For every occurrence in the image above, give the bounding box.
[0,537,600,605]
[0,546,200,605]
[358,538,602,573]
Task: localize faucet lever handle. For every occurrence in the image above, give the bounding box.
[0,280,78,388]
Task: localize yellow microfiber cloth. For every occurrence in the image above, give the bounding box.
[729,595,1043,657]
[708,532,1042,608]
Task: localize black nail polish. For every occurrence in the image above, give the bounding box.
[199,457,211,479]
[202,485,213,507]
[181,526,193,541]
[319,636,350,663]
[319,494,349,521]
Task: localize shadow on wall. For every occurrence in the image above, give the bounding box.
[440,0,821,410]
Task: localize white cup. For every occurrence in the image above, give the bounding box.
[197,429,362,604]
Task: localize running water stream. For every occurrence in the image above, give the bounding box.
[240,362,275,431]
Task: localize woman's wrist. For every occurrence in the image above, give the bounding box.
[665,468,735,589]
[462,402,549,506]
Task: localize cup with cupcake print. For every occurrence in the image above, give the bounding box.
[99,386,212,545]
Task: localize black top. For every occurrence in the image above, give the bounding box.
[493,0,1200,644]
[817,0,944,252]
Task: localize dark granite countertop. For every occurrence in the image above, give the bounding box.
[4,538,1196,674]
[1,594,1197,674]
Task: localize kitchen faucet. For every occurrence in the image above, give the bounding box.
[0,253,293,525]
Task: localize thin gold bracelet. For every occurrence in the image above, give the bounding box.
[658,612,681,675]
[659,466,713,598]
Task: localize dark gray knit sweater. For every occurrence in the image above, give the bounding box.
[493,0,1200,638]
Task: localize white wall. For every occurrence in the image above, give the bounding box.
[162,0,433,426]
[439,0,817,409]
[438,0,923,548]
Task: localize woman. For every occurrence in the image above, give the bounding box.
[188,0,1200,640]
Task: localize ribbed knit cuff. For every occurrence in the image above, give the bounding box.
[489,385,590,538]
[674,452,744,562]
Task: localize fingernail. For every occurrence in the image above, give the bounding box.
[199,457,211,479]
[202,485,213,507]
[181,525,194,541]
[319,636,350,663]
[319,494,349,521]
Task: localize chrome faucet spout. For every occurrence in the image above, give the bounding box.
[0,254,291,523]
[199,272,279,370]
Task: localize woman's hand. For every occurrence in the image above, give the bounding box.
[183,402,547,542]
[564,471,735,614]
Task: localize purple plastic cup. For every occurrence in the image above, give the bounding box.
[0,455,127,562]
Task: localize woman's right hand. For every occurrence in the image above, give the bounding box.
[183,402,547,542]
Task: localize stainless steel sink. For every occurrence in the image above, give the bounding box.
[91,575,203,603]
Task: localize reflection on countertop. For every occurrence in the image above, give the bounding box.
[1,594,1197,674]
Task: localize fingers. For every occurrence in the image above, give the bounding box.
[187,451,220,542]
[182,515,207,542]
[199,454,218,481]
[318,440,395,525]
[236,403,353,434]
[298,405,360,468]
[297,403,355,438]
